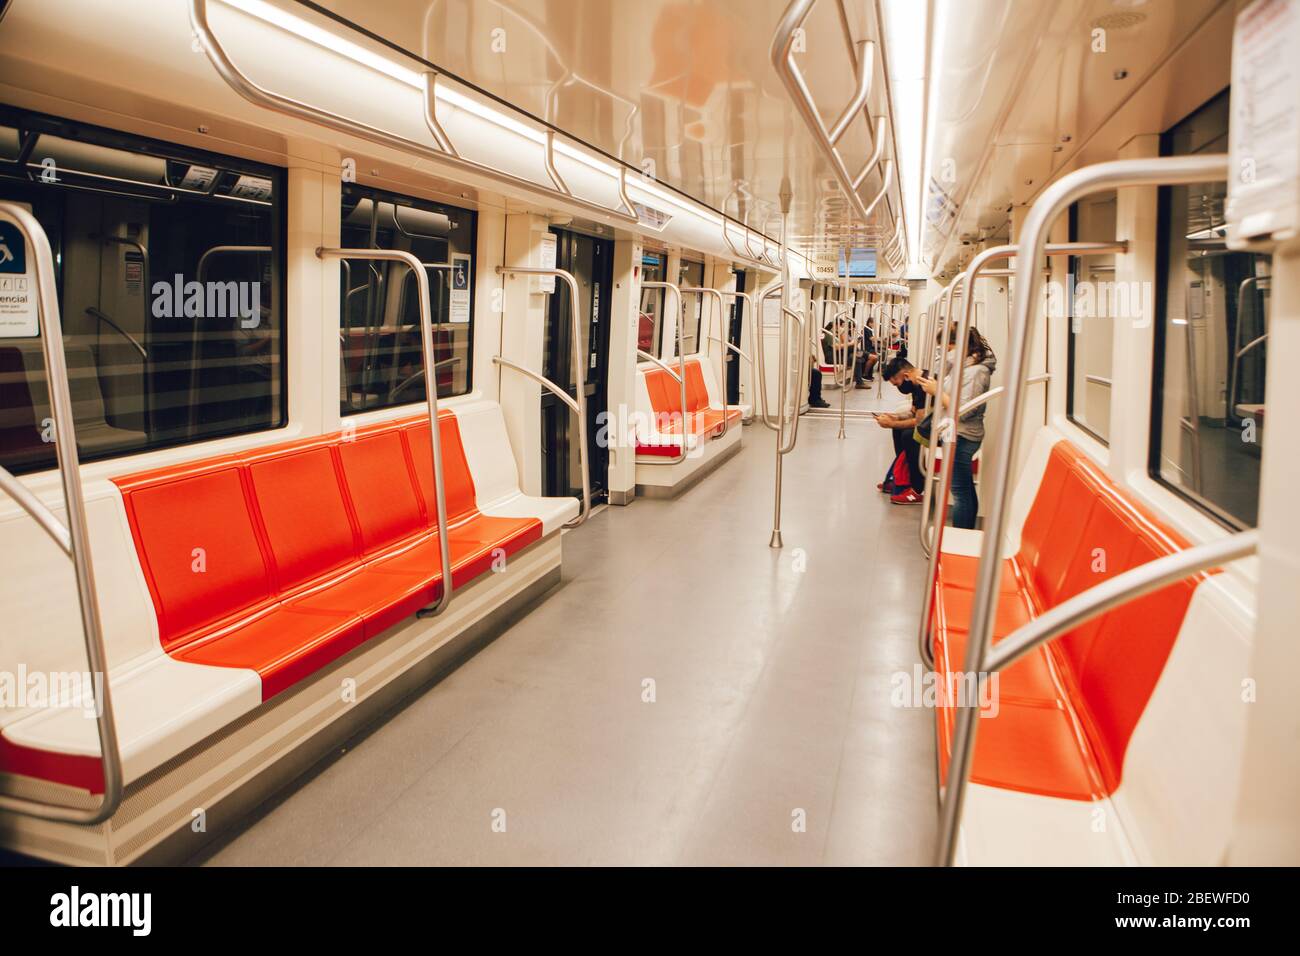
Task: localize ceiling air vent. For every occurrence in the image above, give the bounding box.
[1090,11,1147,31]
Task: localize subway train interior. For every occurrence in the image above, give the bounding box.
[0,0,1297,880]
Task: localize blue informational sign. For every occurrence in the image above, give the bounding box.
[0,221,26,274]
[838,247,877,278]
[451,257,469,291]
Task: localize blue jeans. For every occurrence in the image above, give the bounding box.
[950,436,981,530]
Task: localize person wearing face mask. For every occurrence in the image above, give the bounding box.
[917,327,997,529]
[876,357,932,504]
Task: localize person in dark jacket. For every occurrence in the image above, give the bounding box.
[876,357,931,504]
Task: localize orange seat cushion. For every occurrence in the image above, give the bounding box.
[930,439,1204,800]
[113,412,543,702]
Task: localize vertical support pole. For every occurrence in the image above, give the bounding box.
[770,177,794,548]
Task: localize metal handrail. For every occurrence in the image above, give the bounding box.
[493,265,591,527]
[85,307,146,360]
[753,285,785,433]
[188,0,638,228]
[680,286,733,438]
[635,349,683,382]
[0,202,123,824]
[917,241,1128,667]
[721,211,780,272]
[94,234,151,432]
[1228,275,1269,418]
[934,154,1230,867]
[192,244,273,436]
[318,248,453,618]
[769,190,808,548]
[637,280,689,466]
[918,242,1127,562]
[770,0,897,242]
[725,290,762,420]
[936,529,1257,866]
[390,357,462,401]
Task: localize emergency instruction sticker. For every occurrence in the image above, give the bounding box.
[0,214,38,338]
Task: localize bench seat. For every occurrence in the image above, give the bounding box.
[932,439,1206,805]
[0,401,569,793]
[634,356,744,457]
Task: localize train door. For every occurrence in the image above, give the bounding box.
[726,270,747,404]
[540,227,613,503]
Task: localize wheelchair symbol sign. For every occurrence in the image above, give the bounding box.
[449,253,471,324]
[0,221,26,274]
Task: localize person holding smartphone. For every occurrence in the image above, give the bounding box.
[876,357,931,504]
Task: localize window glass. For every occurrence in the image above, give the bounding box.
[1067,190,1117,443]
[638,252,665,357]
[677,258,704,355]
[1153,90,1268,528]
[0,107,285,476]
[339,184,474,414]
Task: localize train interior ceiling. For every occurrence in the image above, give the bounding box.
[0,0,1296,868]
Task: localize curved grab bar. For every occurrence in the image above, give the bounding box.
[635,349,683,382]
[192,244,273,434]
[728,290,762,418]
[494,265,592,526]
[770,1,896,239]
[681,287,734,439]
[492,358,578,414]
[777,306,808,456]
[1228,275,1269,416]
[85,307,147,360]
[319,248,454,619]
[390,356,462,401]
[188,0,638,228]
[754,284,786,433]
[934,154,1229,867]
[638,281,689,466]
[0,202,123,825]
[936,529,1257,866]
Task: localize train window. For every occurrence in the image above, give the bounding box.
[0,107,285,477]
[676,258,705,355]
[339,184,475,414]
[638,252,665,357]
[1152,90,1269,529]
[1066,191,1117,444]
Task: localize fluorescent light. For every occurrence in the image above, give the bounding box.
[881,0,930,271]
[223,0,422,89]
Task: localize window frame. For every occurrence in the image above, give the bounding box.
[337,182,478,415]
[0,104,289,476]
[1148,89,1251,533]
[1064,200,1111,447]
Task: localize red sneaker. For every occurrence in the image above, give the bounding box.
[891,488,923,505]
[876,480,895,493]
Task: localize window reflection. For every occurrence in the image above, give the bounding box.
[1154,90,1268,528]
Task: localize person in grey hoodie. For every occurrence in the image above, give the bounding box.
[920,327,997,529]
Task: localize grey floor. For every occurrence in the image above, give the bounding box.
[197,380,938,866]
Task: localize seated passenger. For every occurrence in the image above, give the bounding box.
[855,324,878,387]
[876,356,931,505]
[807,323,833,409]
[917,328,997,529]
